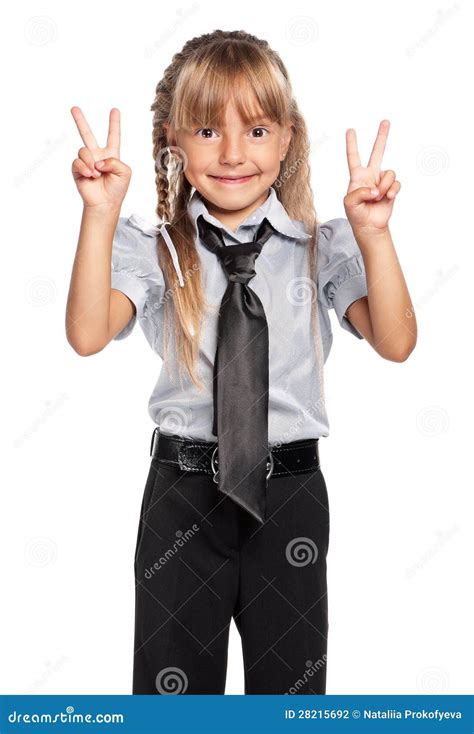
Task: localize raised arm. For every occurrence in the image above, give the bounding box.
[342,120,416,361]
[66,106,134,355]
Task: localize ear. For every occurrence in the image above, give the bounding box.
[280,123,293,161]
[163,122,176,147]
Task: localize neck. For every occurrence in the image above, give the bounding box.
[201,189,271,232]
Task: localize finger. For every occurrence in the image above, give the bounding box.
[106,108,121,154]
[346,128,361,174]
[72,158,98,180]
[78,146,97,170]
[373,169,396,199]
[345,185,381,207]
[92,157,131,177]
[386,181,401,199]
[71,106,99,150]
[367,119,390,169]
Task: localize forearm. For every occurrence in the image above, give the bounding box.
[65,204,121,355]
[353,227,417,360]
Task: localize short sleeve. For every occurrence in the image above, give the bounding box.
[316,217,368,339]
[111,214,165,340]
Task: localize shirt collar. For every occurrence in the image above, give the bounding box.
[128,185,311,289]
[188,185,311,243]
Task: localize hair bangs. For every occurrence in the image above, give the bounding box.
[170,43,291,132]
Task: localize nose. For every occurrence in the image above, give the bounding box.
[218,133,246,167]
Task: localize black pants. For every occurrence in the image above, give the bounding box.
[132,454,330,694]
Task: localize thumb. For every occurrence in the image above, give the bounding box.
[345,185,380,207]
[94,157,130,176]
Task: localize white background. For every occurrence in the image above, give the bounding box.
[1,0,471,695]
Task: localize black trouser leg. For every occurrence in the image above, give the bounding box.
[132,459,329,694]
[234,467,330,694]
[132,460,240,694]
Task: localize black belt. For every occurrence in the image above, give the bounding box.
[150,428,320,481]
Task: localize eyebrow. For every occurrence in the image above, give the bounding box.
[190,116,274,131]
[248,116,273,125]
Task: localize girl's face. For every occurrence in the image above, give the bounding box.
[164,98,292,230]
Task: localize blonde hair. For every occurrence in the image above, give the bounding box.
[150,29,324,399]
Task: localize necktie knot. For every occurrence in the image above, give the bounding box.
[197,214,275,284]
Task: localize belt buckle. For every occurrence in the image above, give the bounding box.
[211,446,274,483]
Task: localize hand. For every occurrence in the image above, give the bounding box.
[343,120,401,236]
[70,106,132,210]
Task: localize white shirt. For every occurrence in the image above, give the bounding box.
[111,186,368,444]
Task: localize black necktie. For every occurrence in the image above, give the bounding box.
[197,213,276,524]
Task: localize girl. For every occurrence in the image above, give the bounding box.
[67,30,416,695]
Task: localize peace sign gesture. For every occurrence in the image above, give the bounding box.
[343,120,401,235]
[70,106,131,210]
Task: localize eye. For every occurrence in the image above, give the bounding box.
[195,128,217,138]
[251,127,270,138]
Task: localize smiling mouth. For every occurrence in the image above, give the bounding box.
[209,174,257,183]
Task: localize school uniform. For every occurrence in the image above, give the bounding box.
[111,186,368,695]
